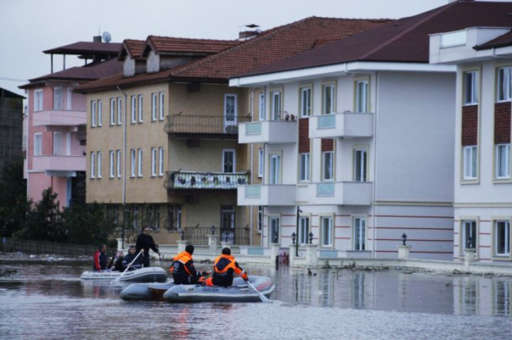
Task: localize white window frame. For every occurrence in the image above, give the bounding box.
[34,89,43,112]
[97,151,103,178]
[299,87,311,117]
[91,100,97,127]
[462,220,477,251]
[355,80,369,113]
[299,216,310,245]
[322,84,335,114]
[66,87,72,110]
[53,131,64,156]
[90,151,96,178]
[321,216,333,247]
[158,147,164,176]
[258,206,263,233]
[322,151,334,182]
[223,94,238,127]
[269,216,280,245]
[33,133,42,156]
[131,95,137,123]
[65,132,71,156]
[494,220,511,257]
[110,97,116,125]
[151,93,157,121]
[116,149,122,178]
[117,97,123,125]
[159,92,165,120]
[137,148,143,177]
[271,91,281,120]
[269,154,281,184]
[97,100,102,127]
[138,94,143,123]
[463,145,478,180]
[151,147,157,176]
[353,217,366,251]
[222,149,236,173]
[258,148,264,178]
[53,86,63,110]
[130,149,136,177]
[463,71,478,105]
[497,66,512,102]
[259,92,266,121]
[109,150,115,178]
[354,148,368,182]
[299,152,310,182]
[495,143,511,179]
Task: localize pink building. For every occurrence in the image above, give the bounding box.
[20,38,122,207]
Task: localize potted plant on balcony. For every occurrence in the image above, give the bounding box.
[190,176,196,186]
[178,176,186,185]
[238,177,246,184]
[213,176,219,186]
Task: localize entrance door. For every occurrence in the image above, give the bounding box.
[269,216,280,245]
[220,206,235,243]
[224,94,237,132]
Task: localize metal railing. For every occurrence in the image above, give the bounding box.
[181,226,250,245]
[168,170,248,190]
[165,114,251,135]
[0,238,97,256]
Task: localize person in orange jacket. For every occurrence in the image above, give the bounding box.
[169,244,201,284]
[205,247,248,287]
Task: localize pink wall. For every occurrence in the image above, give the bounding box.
[28,173,68,208]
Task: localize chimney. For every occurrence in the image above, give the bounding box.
[239,24,261,41]
[93,35,102,43]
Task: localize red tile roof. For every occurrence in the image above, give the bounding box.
[242,1,512,77]
[43,41,122,56]
[474,30,512,50]
[119,39,146,60]
[76,16,390,92]
[143,35,240,56]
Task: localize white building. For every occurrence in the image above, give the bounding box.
[231,0,512,260]
[430,25,512,263]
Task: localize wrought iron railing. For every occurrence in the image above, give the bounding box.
[181,226,250,245]
[165,114,251,135]
[168,170,248,190]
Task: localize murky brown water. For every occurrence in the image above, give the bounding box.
[0,259,511,339]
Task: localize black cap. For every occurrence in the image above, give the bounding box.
[222,247,231,255]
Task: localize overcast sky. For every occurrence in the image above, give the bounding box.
[0,0,458,96]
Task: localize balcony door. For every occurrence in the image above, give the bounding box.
[269,216,280,245]
[224,94,237,132]
[354,149,367,182]
[269,154,281,184]
[220,206,235,243]
[222,149,236,173]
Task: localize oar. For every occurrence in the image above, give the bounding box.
[115,250,143,282]
[246,278,270,303]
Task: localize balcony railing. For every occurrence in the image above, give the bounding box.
[33,110,86,127]
[168,170,249,190]
[237,184,297,206]
[309,112,373,139]
[165,114,251,137]
[32,155,86,173]
[238,119,298,144]
[181,226,250,245]
[296,181,372,205]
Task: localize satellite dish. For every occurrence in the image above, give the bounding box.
[102,31,112,43]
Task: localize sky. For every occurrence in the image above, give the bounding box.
[0,0,460,96]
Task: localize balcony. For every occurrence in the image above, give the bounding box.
[167,171,248,190]
[33,110,86,127]
[32,155,85,176]
[296,181,372,205]
[309,112,373,139]
[165,114,251,138]
[238,120,297,144]
[237,184,296,206]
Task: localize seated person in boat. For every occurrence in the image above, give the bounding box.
[122,246,143,271]
[108,250,124,271]
[93,244,108,272]
[205,247,248,287]
[170,244,201,284]
[136,226,160,267]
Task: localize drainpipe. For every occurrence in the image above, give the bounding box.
[116,86,128,248]
[372,73,379,259]
[249,88,254,246]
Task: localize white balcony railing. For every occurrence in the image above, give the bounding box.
[296,181,372,205]
[238,120,297,144]
[32,155,86,172]
[32,110,86,127]
[309,112,373,139]
[168,171,248,190]
[237,184,296,206]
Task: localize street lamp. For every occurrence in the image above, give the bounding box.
[308,232,314,244]
[291,232,296,245]
[402,233,407,246]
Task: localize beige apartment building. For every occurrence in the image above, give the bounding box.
[77,17,388,247]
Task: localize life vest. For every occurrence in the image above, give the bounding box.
[213,254,243,276]
[170,251,193,276]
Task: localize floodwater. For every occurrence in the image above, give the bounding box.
[0,259,511,340]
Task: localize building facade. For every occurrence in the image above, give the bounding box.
[0,88,24,176]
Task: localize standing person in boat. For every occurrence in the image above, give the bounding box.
[170,244,201,284]
[93,244,108,272]
[135,226,160,267]
[205,247,248,287]
[122,246,143,271]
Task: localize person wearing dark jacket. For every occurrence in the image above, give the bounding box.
[170,244,200,284]
[122,246,143,271]
[136,227,159,267]
[108,250,125,271]
[205,247,248,287]
[93,244,108,271]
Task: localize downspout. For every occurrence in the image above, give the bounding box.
[249,88,254,245]
[116,86,128,249]
[372,73,379,259]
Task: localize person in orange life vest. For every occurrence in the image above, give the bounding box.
[205,247,248,287]
[93,244,107,271]
[170,244,201,284]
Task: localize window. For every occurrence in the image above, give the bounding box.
[151,147,157,176]
[90,152,96,178]
[270,216,280,244]
[97,151,102,178]
[97,100,102,126]
[131,95,137,123]
[109,150,115,178]
[116,150,122,178]
[354,217,366,251]
[495,220,510,256]
[462,220,476,250]
[224,94,237,127]
[34,89,43,112]
[271,91,281,120]
[130,149,136,177]
[463,71,478,105]
[321,216,333,247]
[91,100,97,127]
[496,144,510,179]
[53,87,63,110]
[354,149,367,182]
[222,149,236,173]
[33,133,42,156]
[299,216,310,245]
[158,147,164,176]
[137,148,143,177]
[259,92,266,121]
[299,152,310,182]
[66,88,72,110]
[497,67,512,102]
[269,154,281,184]
[463,145,477,180]
[159,92,165,120]
[322,151,334,181]
[117,97,123,125]
[138,94,143,122]
[151,93,157,121]
[258,148,264,178]
[110,98,116,125]
[300,87,311,117]
[355,80,369,113]
[53,132,64,155]
[258,206,263,233]
[322,84,335,114]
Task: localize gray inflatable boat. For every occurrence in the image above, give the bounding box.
[81,267,168,283]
